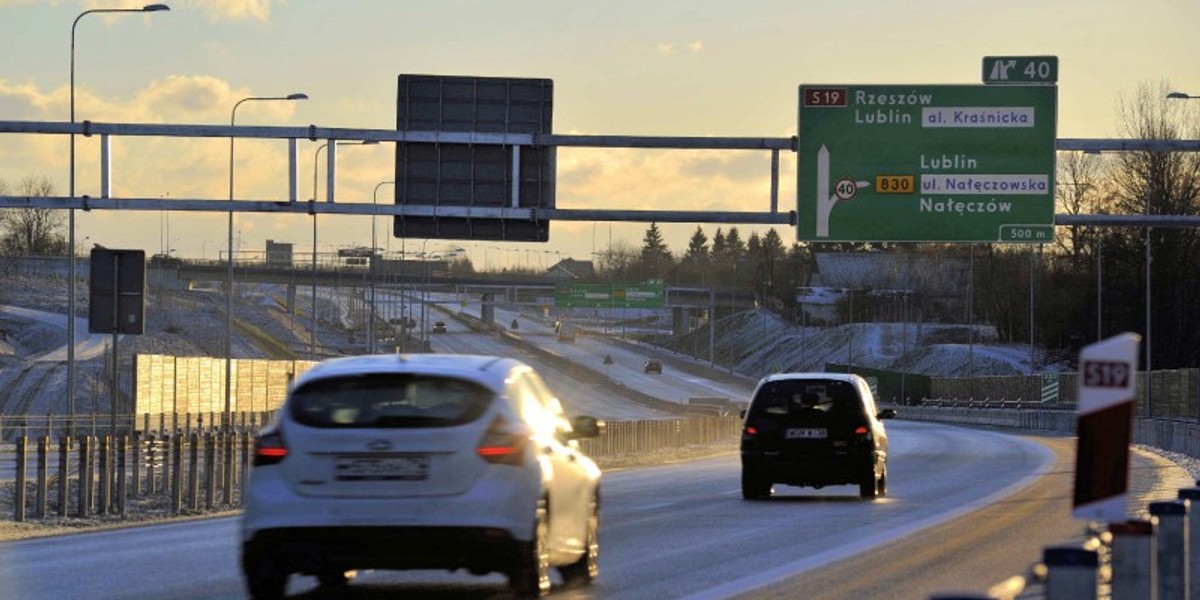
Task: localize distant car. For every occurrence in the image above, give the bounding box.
[557,322,576,343]
[643,359,663,374]
[739,373,894,500]
[432,321,447,334]
[241,354,605,599]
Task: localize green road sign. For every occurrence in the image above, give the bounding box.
[798,84,1057,243]
[982,56,1058,85]
[554,283,664,309]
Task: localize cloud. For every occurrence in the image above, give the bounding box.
[169,0,276,22]
[557,146,788,214]
[658,40,704,56]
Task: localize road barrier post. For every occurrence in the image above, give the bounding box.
[78,435,92,517]
[171,434,183,514]
[36,436,49,518]
[98,435,110,516]
[57,437,70,518]
[131,430,140,498]
[188,432,200,510]
[165,433,175,496]
[1151,500,1190,600]
[14,436,26,522]
[1179,488,1200,600]
[204,433,216,509]
[117,435,127,516]
[1111,519,1156,599]
[225,427,236,504]
[1043,545,1099,600]
[240,432,251,504]
[146,434,157,495]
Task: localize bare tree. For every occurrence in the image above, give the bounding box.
[1053,150,1110,261]
[0,175,66,256]
[1104,81,1200,368]
[594,239,638,279]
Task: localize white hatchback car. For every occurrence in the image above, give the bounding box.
[241,354,604,599]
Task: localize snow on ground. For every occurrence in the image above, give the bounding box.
[661,309,1061,380]
[0,259,1071,425]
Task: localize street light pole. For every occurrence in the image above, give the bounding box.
[308,140,376,359]
[228,92,306,424]
[370,181,394,353]
[69,2,169,435]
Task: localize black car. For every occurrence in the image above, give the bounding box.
[739,373,894,500]
[643,359,663,374]
[432,321,447,334]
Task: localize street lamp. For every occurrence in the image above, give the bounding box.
[369,181,395,353]
[1167,91,1200,100]
[309,140,376,359]
[227,92,305,432]
[69,2,169,433]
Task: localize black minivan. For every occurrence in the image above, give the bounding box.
[740,373,895,500]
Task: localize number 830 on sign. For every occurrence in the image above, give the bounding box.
[874,175,914,194]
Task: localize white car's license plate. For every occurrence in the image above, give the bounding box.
[335,455,429,481]
[785,428,827,439]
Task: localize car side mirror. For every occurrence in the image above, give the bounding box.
[878,409,896,420]
[739,409,747,419]
[569,416,605,439]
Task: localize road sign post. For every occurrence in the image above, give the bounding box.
[1073,332,1141,522]
[797,84,1057,242]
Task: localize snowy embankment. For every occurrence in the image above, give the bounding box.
[664,309,1053,380]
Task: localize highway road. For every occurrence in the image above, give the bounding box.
[8,421,1178,600]
[456,300,753,406]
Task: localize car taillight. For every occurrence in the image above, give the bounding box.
[477,416,529,466]
[743,426,758,437]
[253,430,288,467]
[853,425,872,442]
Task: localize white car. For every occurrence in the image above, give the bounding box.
[241,354,604,599]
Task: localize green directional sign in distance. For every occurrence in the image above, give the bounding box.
[982,56,1058,85]
[554,283,665,309]
[797,84,1057,243]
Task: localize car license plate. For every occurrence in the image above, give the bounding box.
[335,455,428,481]
[785,428,827,439]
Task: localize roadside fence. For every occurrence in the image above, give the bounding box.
[6,413,741,523]
[0,410,277,442]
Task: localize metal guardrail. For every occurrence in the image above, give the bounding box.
[917,398,1076,411]
[6,413,741,523]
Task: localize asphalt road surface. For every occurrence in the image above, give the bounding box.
[7,421,1179,600]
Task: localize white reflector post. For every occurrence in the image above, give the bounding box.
[1073,332,1141,522]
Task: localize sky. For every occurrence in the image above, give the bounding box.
[1,0,1198,269]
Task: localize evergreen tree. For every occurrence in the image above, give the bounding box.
[680,226,711,285]
[638,222,674,281]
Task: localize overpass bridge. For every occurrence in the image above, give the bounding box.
[163,257,758,336]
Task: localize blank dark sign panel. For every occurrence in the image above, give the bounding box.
[394,75,555,242]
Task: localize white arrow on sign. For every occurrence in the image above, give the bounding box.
[815,145,869,238]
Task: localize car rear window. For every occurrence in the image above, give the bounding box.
[749,379,865,420]
[289,373,492,428]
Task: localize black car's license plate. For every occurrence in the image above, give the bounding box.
[785,428,827,439]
